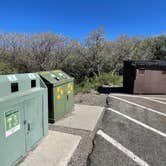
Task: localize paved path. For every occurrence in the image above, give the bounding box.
[20,104,104,166]
[20,131,81,166]
[88,94,166,166]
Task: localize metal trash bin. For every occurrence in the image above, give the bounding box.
[0,73,48,166]
[39,70,74,123]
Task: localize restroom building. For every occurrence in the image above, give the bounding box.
[123,60,166,94]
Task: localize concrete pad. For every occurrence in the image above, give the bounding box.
[55,104,104,131]
[20,131,81,166]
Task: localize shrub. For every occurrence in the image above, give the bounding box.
[74,73,123,94]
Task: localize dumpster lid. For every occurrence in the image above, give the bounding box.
[39,70,73,85]
[0,73,45,98]
[0,73,39,84]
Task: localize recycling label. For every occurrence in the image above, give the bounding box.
[67,83,73,94]
[56,86,64,100]
[5,108,20,137]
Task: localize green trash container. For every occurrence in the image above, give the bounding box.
[39,70,74,123]
[0,73,48,166]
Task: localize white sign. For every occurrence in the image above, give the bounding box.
[4,109,21,137]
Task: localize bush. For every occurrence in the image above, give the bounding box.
[74,73,123,94]
[0,62,19,74]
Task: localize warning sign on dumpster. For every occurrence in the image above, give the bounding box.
[5,108,20,137]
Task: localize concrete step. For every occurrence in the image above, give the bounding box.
[54,104,104,131]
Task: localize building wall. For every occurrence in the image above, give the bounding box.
[123,61,136,94]
[134,69,166,94]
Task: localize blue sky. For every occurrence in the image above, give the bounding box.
[0,0,166,40]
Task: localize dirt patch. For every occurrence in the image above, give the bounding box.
[75,90,107,107]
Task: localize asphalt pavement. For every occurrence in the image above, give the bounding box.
[88,94,166,166]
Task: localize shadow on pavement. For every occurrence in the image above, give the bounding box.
[97,86,124,94]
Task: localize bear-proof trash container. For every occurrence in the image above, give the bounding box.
[39,70,74,123]
[0,73,48,166]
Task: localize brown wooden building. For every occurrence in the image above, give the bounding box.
[123,60,166,94]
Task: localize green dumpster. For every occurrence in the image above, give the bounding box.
[0,73,48,166]
[39,70,74,123]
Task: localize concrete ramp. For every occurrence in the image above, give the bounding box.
[55,104,104,131]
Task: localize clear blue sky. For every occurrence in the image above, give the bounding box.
[0,0,166,40]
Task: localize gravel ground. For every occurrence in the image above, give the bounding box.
[75,91,107,107]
